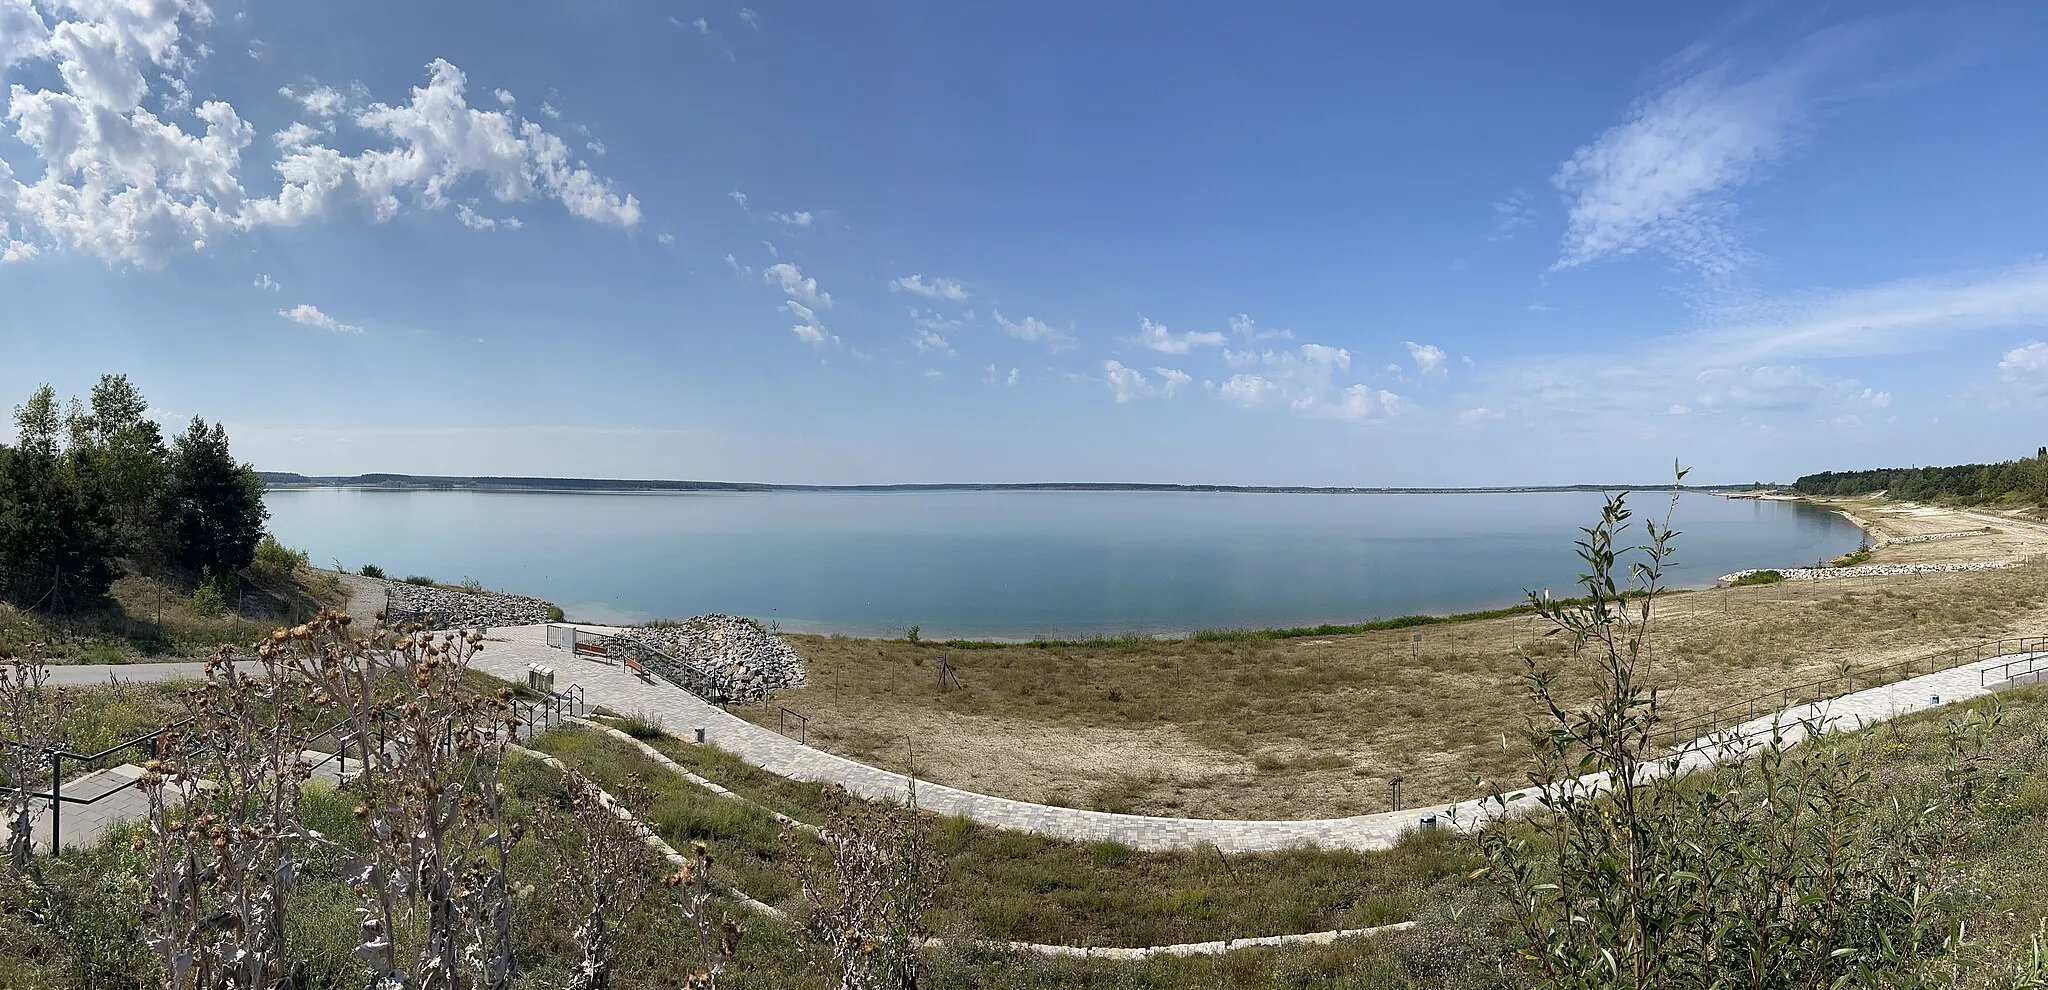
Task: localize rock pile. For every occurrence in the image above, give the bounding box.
[382,581,558,629]
[1719,560,2018,584]
[613,615,807,704]
[1887,529,1992,545]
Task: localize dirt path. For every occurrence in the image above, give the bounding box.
[334,572,388,624]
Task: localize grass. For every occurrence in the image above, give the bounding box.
[0,564,351,664]
[1729,569,1785,585]
[546,726,1480,948]
[753,556,2048,819]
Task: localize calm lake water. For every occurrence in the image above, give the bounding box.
[264,489,1861,639]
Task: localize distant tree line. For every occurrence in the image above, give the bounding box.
[1791,446,2048,505]
[0,375,268,611]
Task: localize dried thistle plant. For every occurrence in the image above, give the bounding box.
[659,840,744,990]
[531,766,662,990]
[281,612,523,990]
[0,646,64,874]
[784,783,943,990]
[134,642,318,989]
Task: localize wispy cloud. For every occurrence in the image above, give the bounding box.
[1456,407,1506,426]
[1486,189,1539,241]
[770,210,813,228]
[911,325,956,356]
[994,310,1076,350]
[1551,23,1879,277]
[1136,317,1226,355]
[2000,341,2048,394]
[1102,361,1191,402]
[763,263,831,308]
[892,274,970,302]
[1228,314,1292,344]
[253,273,279,292]
[1208,343,1402,422]
[278,304,360,334]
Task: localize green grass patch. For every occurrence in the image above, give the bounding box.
[1730,569,1785,586]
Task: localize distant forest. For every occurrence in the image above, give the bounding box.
[1792,447,2048,504]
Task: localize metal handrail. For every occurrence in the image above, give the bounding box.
[777,706,808,745]
[1655,636,2048,748]
[1981,652,2048,688]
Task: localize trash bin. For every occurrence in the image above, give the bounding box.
[695,727,706,744]
[1419,813,1438,830]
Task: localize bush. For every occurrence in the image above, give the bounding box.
[613,713,666,740]
[458,576,485,594]
[545,604,565,623]
[401,575,435,587]
[189,579,228,617]
[251,534,309,573]
[1730,569,1784,586]
[358,564,385,579]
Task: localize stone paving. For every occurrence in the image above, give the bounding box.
[474,623,2048,854]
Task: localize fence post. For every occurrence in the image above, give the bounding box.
[47,752,60,857]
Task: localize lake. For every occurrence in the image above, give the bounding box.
[263,489,1862,639]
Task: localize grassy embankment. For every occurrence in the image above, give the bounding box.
[0,562,351,664]
[737,498,2048,820]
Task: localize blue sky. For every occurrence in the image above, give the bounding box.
[3,1,2047,486]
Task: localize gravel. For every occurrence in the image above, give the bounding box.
[381,580,558,629]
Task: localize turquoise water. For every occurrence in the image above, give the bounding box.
[263,489,1861,638]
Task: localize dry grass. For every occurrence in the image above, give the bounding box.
[0,566,350,663]
[743,499,2048,819]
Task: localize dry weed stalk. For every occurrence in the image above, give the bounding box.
[0,647,63,873]
[785,782,943,990]
[135,644,318,988]
[660,840,744,990]
[533,768,662,990]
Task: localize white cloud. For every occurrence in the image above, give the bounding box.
[1456,407,1505,426]
[740,8,758,28]
[728,190,748,206]
[537,101,561,119]
[781,300,839,350]
[1328,385,1404,423]
[761,240,778,258]
[769,210,812,227]
[286,84,346,118]
[0,9,641,269]
[1551,25,1873,276]
[1216,375,1278,408]
[1404,341,1448,377]
[1228,314,1292,344]
[763,263,831,307]
[693,17,708,33]
[923,368,944,380]
[271,121,323,149]
[724,252,751,275]
[586,140,606,156]
[1666,404,1693,416]
[1135,317,1226,355]
[253,273,278,292]
[453,204,519,231]
[1692,365,1890,413]
[911,327,955,356]
[891,274,970,302]
[1103,361,1156,403]
[278,303,360,333]
[657,232,674,245]
[1689,262,2048,366]
[1154,367,1192,397]
[1998,341,2048,392]
[994,310,1075,350]
[1006,367,1020,386]
[493,88,515,106]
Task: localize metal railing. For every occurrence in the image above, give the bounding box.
[2,719,191,854]
[1982,652,2048,689]
[1655,636,2048,749]
[776,706,808,745]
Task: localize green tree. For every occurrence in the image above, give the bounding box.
[81,375,169,555]
[0,387,119,609]
[161,417,268,577]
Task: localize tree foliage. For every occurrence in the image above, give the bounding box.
[1793,447,2048,505]
[160,417,269,578]
[0,387,119,609]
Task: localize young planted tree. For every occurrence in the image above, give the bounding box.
[162,417,267,579]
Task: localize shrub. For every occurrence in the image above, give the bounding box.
[358,564,386,579]
[401,575,435,587]
[458,576,485,594]
[189,578,228,617]
[906,624,921,644]
[613,712,666,740]
[545,604,565,623]
[1730,569,1784,586]
[251,533,309,573]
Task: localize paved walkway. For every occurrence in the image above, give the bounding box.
[471,624,2048,854]
[41,625,2046,855]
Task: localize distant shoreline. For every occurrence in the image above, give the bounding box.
[260,471,1778,496]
